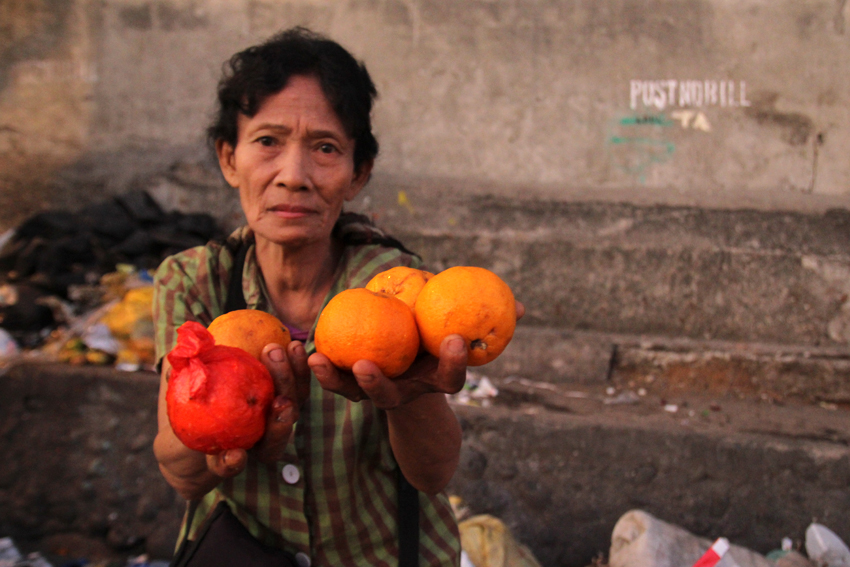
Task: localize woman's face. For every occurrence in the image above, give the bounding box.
[216,74,372,248]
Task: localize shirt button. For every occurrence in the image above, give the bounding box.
[295,552,311,567]
[282,464,300,484]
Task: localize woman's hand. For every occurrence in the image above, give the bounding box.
[255,340,312,461]
[308,334,466,409]
[308,300,525,409]
[155,340,312,500]
[206,339,311,471]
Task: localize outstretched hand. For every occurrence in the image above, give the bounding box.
[205,339,311,477]
[309,300,525,409]
[308,333,468,409]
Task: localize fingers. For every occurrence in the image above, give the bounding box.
[262,343,295,395]
[436,335,468,395]
[515,299,526,321]
[351,359,403,408]
[308,353,367,402]
[287,341,312,405]
[256,396,296,463]
[207,449,247,478]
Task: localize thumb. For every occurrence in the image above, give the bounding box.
[207,448,247,478]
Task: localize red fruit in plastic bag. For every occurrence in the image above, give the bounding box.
[166,321,274,454]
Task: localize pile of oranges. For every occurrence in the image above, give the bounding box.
[315,266,516,378]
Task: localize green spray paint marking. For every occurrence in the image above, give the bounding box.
[609,137,675,153]
[619,115,674,127]
[608,137,676,183]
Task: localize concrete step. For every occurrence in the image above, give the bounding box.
[448,381,850,567]
[482,326,850,406]
[356,182,850,350]
[1,362,847,567]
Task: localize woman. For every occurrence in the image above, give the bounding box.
[153,27,520,566]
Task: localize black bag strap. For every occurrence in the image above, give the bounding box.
[170,499,202,566]
[397,471,420,567]
[224,241,249,313]
[225,237,420,566]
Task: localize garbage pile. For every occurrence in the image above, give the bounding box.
[608,510,850,567]
[0,536,167,567]
[0,190,225,370]
[445,502,850,567]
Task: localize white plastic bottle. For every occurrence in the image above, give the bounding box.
[806,524,850,567]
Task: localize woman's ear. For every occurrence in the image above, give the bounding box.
[346,159,374,201]
[215,139,239,188]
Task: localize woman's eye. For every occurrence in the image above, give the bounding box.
[318,143,337,154]
[257,136,276,146]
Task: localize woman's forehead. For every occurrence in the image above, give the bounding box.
[242,76,345,132]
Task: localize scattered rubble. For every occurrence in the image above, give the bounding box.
[0,191,225,370]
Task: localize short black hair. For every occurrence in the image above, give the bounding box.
[207,27,379,172]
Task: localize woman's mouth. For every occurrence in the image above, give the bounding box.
[269,204,316,219]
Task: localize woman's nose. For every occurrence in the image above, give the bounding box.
[273,145,311,191]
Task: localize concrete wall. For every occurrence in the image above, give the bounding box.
[2,0,850,233]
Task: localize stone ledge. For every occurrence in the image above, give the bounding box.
[0,362,180,562]
[1,362,847,566]
[484,325,850,404]
[449,394,850,567]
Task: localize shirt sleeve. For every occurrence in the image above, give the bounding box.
[152,244,230,368]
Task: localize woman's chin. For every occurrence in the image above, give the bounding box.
[253,226,329,249]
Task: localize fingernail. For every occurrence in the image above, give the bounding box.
[275,406,293,423]
[273,396,290,411]
[360,372,378,387]
[269,348,284,362]
[292,342,305,357]
[448,337,466,355]
[312,364,328,378]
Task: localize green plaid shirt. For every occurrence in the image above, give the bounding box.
[153,226,461,566]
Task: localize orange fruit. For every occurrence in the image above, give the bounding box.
[365,266,435,309]
[414,266,516,366]
[314,288,420,378]
[166,321,275,454]
[208,309,291,360]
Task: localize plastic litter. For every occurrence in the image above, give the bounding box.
[603,390,641,405]
[691,538,729,567]
[448,371,500,407]
[0,537,52,567]
[36,270,156,371]
[82,323,121,355]
[806,523,850,567]
[457,514,542,567]
[0,329,20,358]
[609,509,773,567]
[124,554,169,567]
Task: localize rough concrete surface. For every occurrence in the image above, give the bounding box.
[0,363,181,563]
[363,186,850,348]
[0,362,847,567]
[3,0,850,233]
[451,380,850,567]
